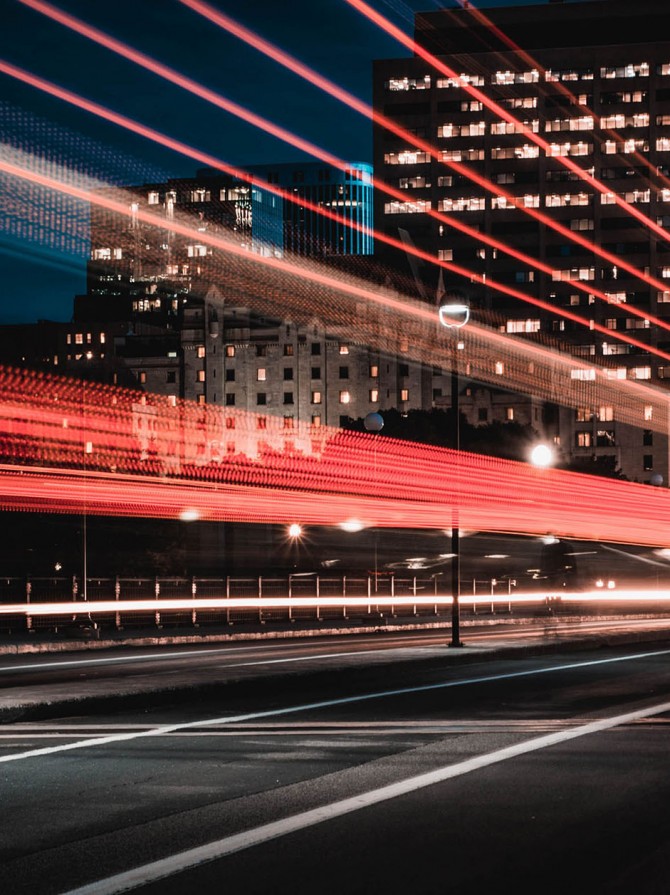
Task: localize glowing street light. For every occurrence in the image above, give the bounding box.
[530,443,554,468]
[288,523,303,539]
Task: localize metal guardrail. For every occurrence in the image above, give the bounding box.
[0,574,518,633]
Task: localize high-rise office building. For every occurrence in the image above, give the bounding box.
[374,0,670,482]
[87,161,373,310]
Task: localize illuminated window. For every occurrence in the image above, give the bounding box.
[576,432,592,447]
[441,148,485,162]
[598,406,614,421]
[75,333,83,344]
[631,366,651,380]
[604,367,627,380]
[399,176,431,189]
[257,368,266,382]
[384,150,430,165]
[93,248,111,260]
[600,63,649,79]
[552,267,595,282]
[645,405,653,421]
[547,142,592,157]
[139,371,147,384]
[658,291,670,303]
[225,345,235,357]
[495,362,504,375]
[438,249,453,261]
[506,319,540,333]
[506,407,514,421]
[339,344,349,354]
[492,69,539,85]
[491,120,539,135]
[311,414,322,427]
[436,73,484,88]
[500,96,537,109]
[546,193,591,207]
[369,389,379,402]
[545,68,593,82]
[197,370,205,382]
[384,200,432,214]
[187,244,208,257]
[602,343,628,355]
[197,346,206,358]
[439,197,486,212]
[100,333,106,344]
[400,389,409,401]
[197,395,206,405]
[370,364,379,378]
[311,391,322,404]
[625,317,650,329]
[571,369,596,380]
[576,407,591,421]
[339,390,351,404]
[386,75,431,91]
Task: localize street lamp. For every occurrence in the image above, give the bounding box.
[530,443,554,468]
[439,293,469,648]
[364,411,384,591]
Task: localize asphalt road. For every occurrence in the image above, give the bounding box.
[3,619,670,894]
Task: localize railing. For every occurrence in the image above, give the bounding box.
[0,574,520,634]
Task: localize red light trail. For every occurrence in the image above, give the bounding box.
[1,149,669,433]
[16,0,670,308]
[345,0,670,244]
[433,0,670,198]
[177,0,670,303]
[2,79,670,365]
[0,365,669,548]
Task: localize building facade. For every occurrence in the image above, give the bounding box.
[373,0,670,482]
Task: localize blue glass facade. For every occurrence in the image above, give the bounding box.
[247,161,374,258]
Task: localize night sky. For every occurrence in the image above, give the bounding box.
[1,0,552,323]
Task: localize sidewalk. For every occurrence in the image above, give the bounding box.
[2,614,670,723]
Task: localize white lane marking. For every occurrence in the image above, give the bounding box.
[0,644,299,673]
[2,646,670,765]
[0,645,396,674]
[61,697,670,895]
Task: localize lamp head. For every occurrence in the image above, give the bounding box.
[438,292,470,329]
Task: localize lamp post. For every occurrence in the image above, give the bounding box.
[364,411,384,592]
[439,296,470,648]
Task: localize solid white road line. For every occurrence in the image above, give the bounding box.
[2,646,670,765]
[61,697,670,895]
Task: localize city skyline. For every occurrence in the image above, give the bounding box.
[1,0,550,322]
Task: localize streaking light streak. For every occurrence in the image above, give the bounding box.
[16,0,670,304]
[178,0,670,320]
[3,151,670,417]
[344,0,670,247]
[2,590,670,618]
